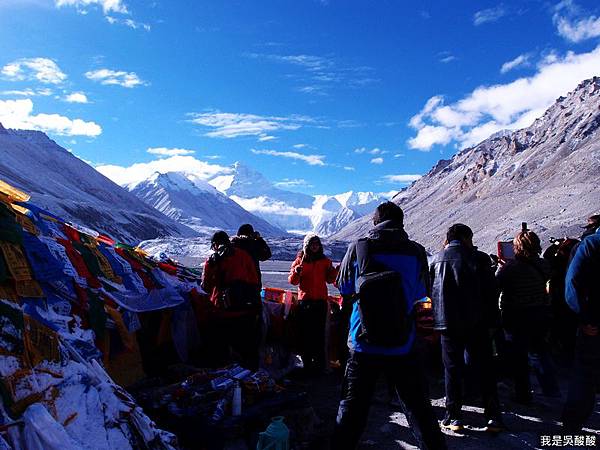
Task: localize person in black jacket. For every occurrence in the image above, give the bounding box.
[231,224,272,287]
[497,229,559,403]
[430,224,503,433]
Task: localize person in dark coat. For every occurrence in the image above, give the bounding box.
[332,202,446,450]
[231,223,272,287]
[562,218,600,432]
[496,229,559,403]
[429,224,503,433]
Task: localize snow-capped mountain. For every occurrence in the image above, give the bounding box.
[129,171,285,236]
[333,77,600,253]
[0,124,196,244]
[208,162,391,235]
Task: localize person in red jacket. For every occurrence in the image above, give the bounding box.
[201,230,261,369]
[289,233,338,373]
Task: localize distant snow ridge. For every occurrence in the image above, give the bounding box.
[129,171,286,237]
[333,76,600,253]
[208,162,391,235]
[0,125,196,244]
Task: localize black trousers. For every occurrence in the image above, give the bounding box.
[440,329,501,421]
[226,312,262,371]
[503,309,559,398]
[297,299,327,372]
[332,351,446,450]
[562,333,600,432]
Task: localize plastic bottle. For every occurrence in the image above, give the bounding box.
[232,381,242,416]
[256,416,289,450]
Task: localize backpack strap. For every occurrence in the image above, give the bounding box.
[355,238,371,277]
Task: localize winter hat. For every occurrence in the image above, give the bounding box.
[211,230,230,246]
[583,214,600,230]
[303,233,321,254]
[237,223,255,236]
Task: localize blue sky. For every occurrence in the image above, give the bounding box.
[1,0,600,195]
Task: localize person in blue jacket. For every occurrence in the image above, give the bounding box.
[331,201,446,450]
[562,218,600,432]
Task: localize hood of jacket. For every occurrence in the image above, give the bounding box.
[367,219,409,243]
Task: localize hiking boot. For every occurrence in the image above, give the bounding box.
[484,419,506,433]
[440,418,464,432]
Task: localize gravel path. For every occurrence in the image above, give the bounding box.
[295,364,600,450]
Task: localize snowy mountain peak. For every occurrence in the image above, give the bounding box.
[147,171,216,194]
[130,170,285,237]
[0,129,196,243]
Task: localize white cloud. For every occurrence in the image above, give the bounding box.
[0,98,101,136]
[408,45,600,150]
[1,88,53,97]
[1,58,66,84]
[96,155,228,186]
[246,53,377,95]
[147,147,195,157]
[274,178,313,188]
[55,0,128,14]
[251,148,326,166]
[189,111,311,139]
[501,54,530,73]
[554,0,600,43]
[85,68,146,88]
[230,195,314,217]
[354,147,386,155]
[440,55,457,64]
[258,134,277,142]
[473,5,507,26]
[106,15,150,31]
[370,157,384,164]
[382,174,422,183]
[409,125,457,150]
[64,92,89,103]
[293,143,307,148]
[343,166,355,171]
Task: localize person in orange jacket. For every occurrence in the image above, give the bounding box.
[289,233,338,373]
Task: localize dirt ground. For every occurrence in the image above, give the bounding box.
[291,364,600,450]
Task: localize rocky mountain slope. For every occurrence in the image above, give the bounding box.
[0,124,197,244]
[129,171,285,236]
[333,77,600,253]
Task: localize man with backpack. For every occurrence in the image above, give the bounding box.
[562,215,600,432]
[429,224,503,433]
[332,202,446,450]
[201,230,262,370]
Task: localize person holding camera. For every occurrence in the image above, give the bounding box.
[496,229,559,403]
[231,223,272,287]
[201,230,262,369]
[288,233,338,374]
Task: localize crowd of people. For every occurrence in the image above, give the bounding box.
[199,207,600,449]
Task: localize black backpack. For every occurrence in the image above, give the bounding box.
[355,239,412,347]
[218,280,262,313]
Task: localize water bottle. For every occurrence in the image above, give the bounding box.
[232,381,242,416]
[256,416,289,450]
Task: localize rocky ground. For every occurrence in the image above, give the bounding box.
[292,363,600,450]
